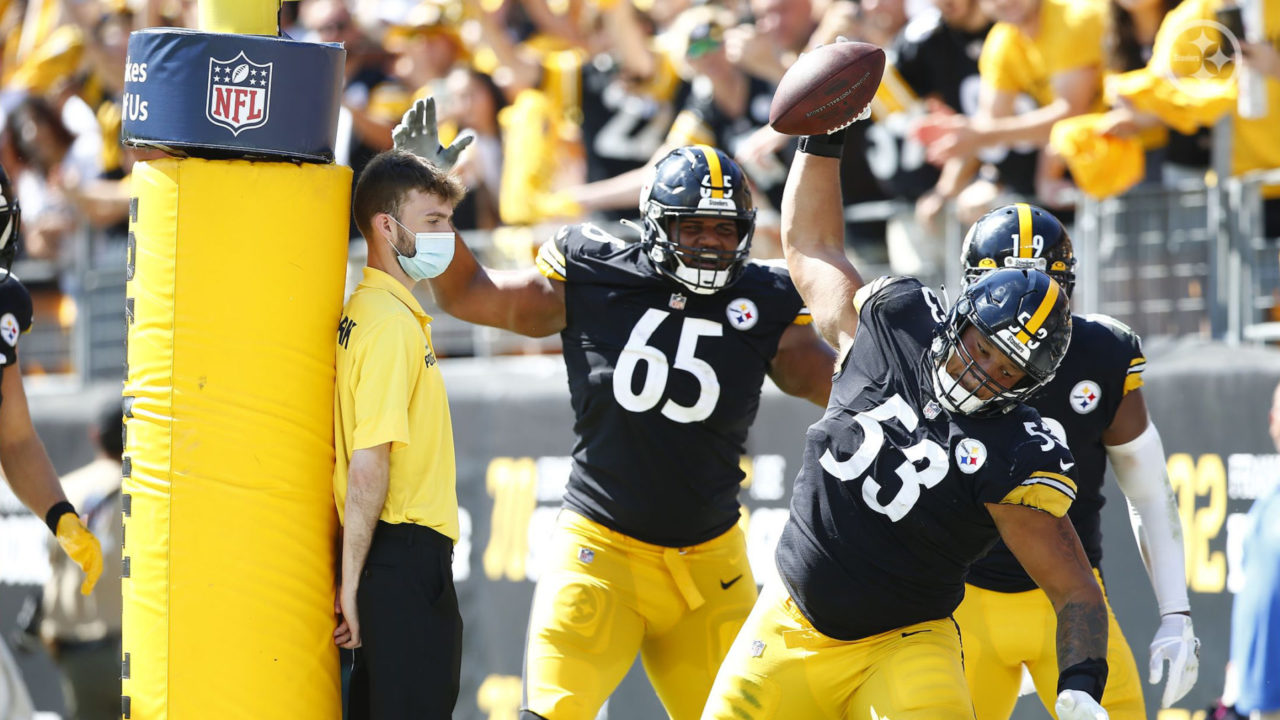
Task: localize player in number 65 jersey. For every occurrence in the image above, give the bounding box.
[420,142,836,720]
[953,204,1200,720]
[701,123,1112,720]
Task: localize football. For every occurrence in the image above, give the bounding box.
[232,64,250,83]
[769,42,886,136]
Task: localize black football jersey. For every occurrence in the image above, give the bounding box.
[775,277,1077,641]
[579,53,688,184]
[670,76,792,210]
[967,314,1145,592]
[535,224,811,547]
[888,13,1037,197]
[0,275,33,370]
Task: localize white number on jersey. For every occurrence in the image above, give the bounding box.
[613,308,723,423]
[819,394,948,522]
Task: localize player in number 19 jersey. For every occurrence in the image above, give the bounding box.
[423,143,836,720]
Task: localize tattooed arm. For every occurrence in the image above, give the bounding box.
[987,505,1109,676]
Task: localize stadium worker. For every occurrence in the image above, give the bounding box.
[331,111,472,719]
[953,204,1199,719]
[399,106,836,719]
[701,122,1113,720]
[0,164,103,602]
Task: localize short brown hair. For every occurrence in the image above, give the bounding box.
[352,150,467,240]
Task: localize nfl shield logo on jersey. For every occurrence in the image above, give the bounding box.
[207,52,273,135]
[726,298,759,330]
[0,313,18,349]
[1070,380,1101,414]
[955,438,987,474]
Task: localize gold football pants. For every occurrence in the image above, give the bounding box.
[523,510,757,720]
[702,580,975,720]
[954,570,1145,720]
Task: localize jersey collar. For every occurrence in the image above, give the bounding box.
[359,266,433,324]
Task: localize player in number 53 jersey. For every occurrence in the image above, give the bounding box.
[422,144,836,720]
[701,124,1113,720]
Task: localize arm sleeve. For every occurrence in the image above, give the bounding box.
[349,318,419,452]
[1107,421,1191,615]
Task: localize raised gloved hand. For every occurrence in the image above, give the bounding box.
[1056,690,1109,720]
[55,513,103,595]
[392,97,474,171]
[1149,613,1200,707]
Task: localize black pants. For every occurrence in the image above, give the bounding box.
[347,521,462,720]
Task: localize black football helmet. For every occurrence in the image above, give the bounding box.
[930,268,1072,416]
[0,165,19,279]
[962,203,1075,296]
[639,145,756,295]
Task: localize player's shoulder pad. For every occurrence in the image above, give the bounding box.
[536,223,628,282]
[1079,313,1144,354]
[852,275,922,314]
[998,406,1078,517]
[0,275,34,332]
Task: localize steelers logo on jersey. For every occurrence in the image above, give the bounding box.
[726,298,759,331]
[955,438,987,474]
[1070,380,1102,414]
[0,313,18,347]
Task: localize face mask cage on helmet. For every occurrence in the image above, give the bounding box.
[639,146,757,295]
[0,198,19,281]
[961,204,1077,297]
[930,270,1069,416]
[641,205,755,295]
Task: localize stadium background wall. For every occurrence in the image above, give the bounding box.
[2,338,1276,720]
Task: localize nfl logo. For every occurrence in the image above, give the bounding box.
[669,293,687,311]
[750,640,765,658]
[577,547,595,564]
[206,52,273,135]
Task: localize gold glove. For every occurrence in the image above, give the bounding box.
[55,513,103,595]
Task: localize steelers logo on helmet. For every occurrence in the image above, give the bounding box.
[961,203,1076,296]
[1070,380,1102,414]
[930,268,1072,416]
[640,145,756,295]
[726,298,759,330]
[955,438,987,474]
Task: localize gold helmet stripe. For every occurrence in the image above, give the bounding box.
[1016,276,1061,344]
[694,145,724,199]
[1016,203,1034,258]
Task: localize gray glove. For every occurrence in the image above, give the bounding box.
[392,97,475,171]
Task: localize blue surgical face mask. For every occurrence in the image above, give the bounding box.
[386,216,455,280]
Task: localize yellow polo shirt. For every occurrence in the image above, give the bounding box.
[1154,0,1280,196]
[979,0,1107,108]
[333,267,459,541]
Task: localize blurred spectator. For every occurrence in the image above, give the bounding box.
[1147,0,1280,237]
[41,398,123,720]
[4,95,100,272]
[441,66,504,229]
[915,0,1107,218]
[564,5,792,219]
[1225,379,1280,720]
[386,0,468,102]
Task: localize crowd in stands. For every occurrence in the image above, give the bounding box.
[2,0,1278,370]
